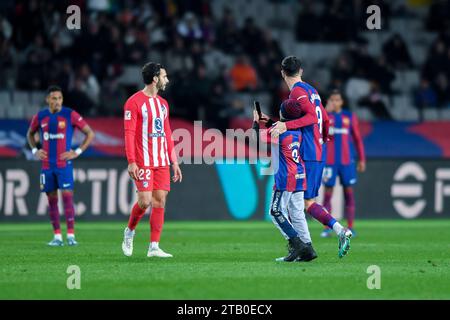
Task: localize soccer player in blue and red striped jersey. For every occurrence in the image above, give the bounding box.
[254,99,316,262]
[27,86,95,246]
[321,90,366,237]
[269,56,352,258]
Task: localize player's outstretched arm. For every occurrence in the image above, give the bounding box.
[269,103,316,138]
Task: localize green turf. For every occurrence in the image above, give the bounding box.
[0,219,449,299]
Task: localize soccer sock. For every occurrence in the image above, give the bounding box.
[323,189,333,215]
[47,194,61,235]
[344,189,355,229]
[127,203,147,231]
[306,202,337,230]
[323,189,333,230]
[150,207,165,243]
[63,193,75,235]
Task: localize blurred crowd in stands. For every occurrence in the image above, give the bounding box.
[0,0,449,126]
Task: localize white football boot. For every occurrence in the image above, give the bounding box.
[147,245,173,258]
[122,227,135,257]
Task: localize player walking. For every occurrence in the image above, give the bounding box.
[254,99,317,262]
[121,62,182,258]
[27,85,95,246]
[269,56,352,258]
[321,90,366,237]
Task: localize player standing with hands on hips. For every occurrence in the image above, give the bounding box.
[122,62,182,258]
[27,85,95,246]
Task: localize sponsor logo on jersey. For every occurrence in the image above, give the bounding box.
[43,132,65,141]
[41,123,48,128]
[58,121,66,129]
[332,128,349,135]
[288,142,301,150]
[149,132,166,138]
[155,118,163,132]
[125,110,131,120]
[295,173,306,179]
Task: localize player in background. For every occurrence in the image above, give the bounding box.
[321,90,366,237]
[253,99,317,262]
[27,86,95,246]
[268,56,352,258]
[121,62,182,258]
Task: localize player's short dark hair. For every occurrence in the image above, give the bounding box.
[329,89,342,97]
[281,56,303,77]
[46,85,62,95]
[142,62,164,85]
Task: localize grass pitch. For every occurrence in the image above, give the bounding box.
[0,219,449,299]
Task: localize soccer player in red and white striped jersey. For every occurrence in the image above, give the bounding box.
[121,62,182,258]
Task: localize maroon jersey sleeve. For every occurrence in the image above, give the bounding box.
[351,113,365,162]
[284,87,317,130]
[71,110,88,130]
[124,98,138,164]
[29,115,39,132]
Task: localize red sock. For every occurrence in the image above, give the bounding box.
[48,194,61,234]
[150,208,165,242]
[62,192,75,234]
[323,189,333,213]
[344,189,355,229]
[127,203,147,231]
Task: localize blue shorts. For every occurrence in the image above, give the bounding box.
[40,165,74,193]
[322,163,357,187]
[304,161,325,200]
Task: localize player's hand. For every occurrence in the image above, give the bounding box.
[60,150,78,161]
[128,163,139,180]
[269,121,287,138]
[35,149,47,160]
[357,161,366,172]
[253,110,269,124]
[172,163,182,183]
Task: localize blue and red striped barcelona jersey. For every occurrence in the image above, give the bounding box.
[289,81,325,161]
[324,110,365,165]
[273,130,307,192]
[29,107,87,169]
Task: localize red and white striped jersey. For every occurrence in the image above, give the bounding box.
[123,91,177,168]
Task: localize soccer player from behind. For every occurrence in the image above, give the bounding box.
[253,99,317,262]
[121,62,182,258]
[269,56,352,258]
[27,85,95,246]
[321,90,366,237]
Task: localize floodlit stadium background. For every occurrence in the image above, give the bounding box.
[0,0,449,221]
